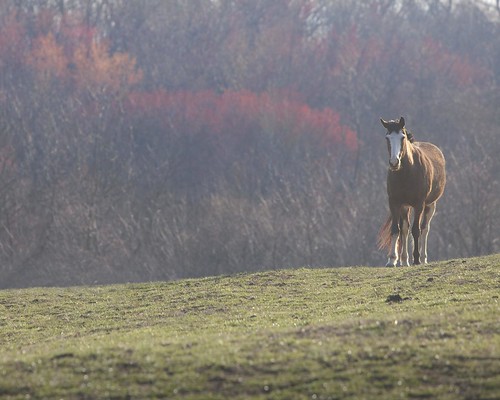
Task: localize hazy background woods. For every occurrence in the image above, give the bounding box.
[0,0,498,288]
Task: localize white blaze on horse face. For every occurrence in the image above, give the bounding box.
[387,131,405,167]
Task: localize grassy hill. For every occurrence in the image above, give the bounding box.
[0,254,499,399]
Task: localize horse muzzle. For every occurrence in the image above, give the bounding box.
[389,159,401,171]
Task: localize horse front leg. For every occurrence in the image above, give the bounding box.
[386,205,400,267]
[399,207,411,266]
[412,203,425,265]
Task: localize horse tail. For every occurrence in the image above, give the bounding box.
[377,215,392,251]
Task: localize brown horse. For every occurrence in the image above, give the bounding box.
[378,117,446,266]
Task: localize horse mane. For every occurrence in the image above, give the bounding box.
[404,128,415,143]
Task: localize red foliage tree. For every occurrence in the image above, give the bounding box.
[421,37,491,87]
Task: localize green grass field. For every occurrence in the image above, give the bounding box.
[1,254,499,399]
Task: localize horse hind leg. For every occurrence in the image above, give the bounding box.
[419,203,436,264]
[399,207,411,266]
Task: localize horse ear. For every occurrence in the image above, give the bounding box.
[380,118,389,129]
[399,117,405,128]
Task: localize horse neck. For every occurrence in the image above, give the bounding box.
[401,133,415,166]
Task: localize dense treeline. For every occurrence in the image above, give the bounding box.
[0,0,498,288]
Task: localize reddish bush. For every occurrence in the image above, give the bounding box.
[127,89,357,152]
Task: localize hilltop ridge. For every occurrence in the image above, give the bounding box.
[0,254,499,399]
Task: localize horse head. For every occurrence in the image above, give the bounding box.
[380,116,410,171]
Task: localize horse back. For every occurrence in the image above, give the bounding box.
[413,142,446,203]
